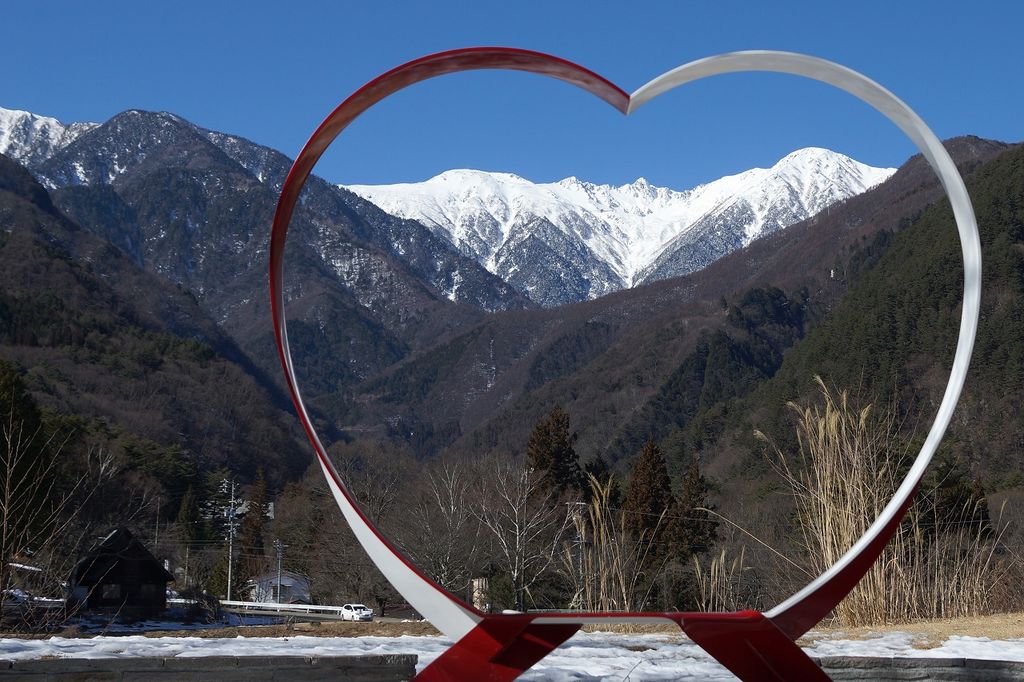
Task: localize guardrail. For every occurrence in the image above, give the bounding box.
[218,600,356,620]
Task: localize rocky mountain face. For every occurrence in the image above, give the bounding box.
[4,103,1006,485]
[346,149,895,306]
[0,153,308,486]
[3,99,1020,595]
[0,108,97,168]
[1,106,892,317]
[0,106,527,410]
[337,138,1008,463]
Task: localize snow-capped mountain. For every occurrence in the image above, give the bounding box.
[0,104,524,313]
[0,103,895,310]
[0,103,531,408]
[346,149,895,306]
[0,107,97,168]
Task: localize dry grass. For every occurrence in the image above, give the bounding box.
[560,474,663,613]
[692,546,748,613]
[759,377,1010,627]
[801,611,1024,649]
[5,611,1024,650]
[176,611,1024,645]
[578,622,683,635]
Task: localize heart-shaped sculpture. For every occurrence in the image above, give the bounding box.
[269,48,980,681]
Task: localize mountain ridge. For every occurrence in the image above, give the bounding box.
[346,148,895,305]
[2,104,893,310]
[3,103,1007,472]
[0,107,98,169]
[0,152,308,486]
[337,137,1008,462]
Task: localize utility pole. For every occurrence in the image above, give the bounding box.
[567,501,586,610]
[273,539,287,603]
[155,497,161,546]
[225,480,238,601]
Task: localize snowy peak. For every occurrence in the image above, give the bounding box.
[0,107,218,187]
[344,148,895,305]
[766,146,892,213]
[0,107,97,168]
[31,110,236,189]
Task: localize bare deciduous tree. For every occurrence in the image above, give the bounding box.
[401,461,480,595]
[1,406,117,628]
[329,441,413,522]
[472,458,569,612]
[269,443,419,613]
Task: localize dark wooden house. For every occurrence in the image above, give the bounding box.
[68,527,173,618]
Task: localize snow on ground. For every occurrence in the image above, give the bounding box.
[2,630,1024,680]
[804,631,1024,662]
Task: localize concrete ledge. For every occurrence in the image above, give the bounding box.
[0,655,417,681]
[6,654,1022,681]
[815,656,1024,681]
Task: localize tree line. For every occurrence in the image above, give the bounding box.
[1,349,1013,628]
[187,406,721,615]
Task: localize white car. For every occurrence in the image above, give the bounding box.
[340,603,373,621]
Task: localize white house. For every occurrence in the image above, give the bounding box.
[246,570,311,604]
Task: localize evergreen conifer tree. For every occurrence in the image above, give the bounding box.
[0,361,43,444]
[674,456,717,556]
[525,406,583,495]
[623,442,718,609]
[622,439,674,542]
[175,485,199,546]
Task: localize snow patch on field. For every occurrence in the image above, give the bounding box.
[2,630,1024,680]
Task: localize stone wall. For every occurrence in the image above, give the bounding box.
[3,654,1024,680]
[0,655,417,681]
[817,656,1024,681]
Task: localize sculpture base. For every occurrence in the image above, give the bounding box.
[416,610,830,681]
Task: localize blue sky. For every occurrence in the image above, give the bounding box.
[4,1,1021,189]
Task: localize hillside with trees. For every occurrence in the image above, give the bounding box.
[351,137,1007,468]
[2,130,1023,624]
[267,139,1024,616]
[0,152,314,619]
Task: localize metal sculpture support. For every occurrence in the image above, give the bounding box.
[269,48,981,681]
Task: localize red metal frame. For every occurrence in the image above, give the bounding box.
[269,46,629,628]
[268,47,924,681]
[416,610,830,681]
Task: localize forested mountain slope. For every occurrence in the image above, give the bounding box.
[0,153,307,490]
